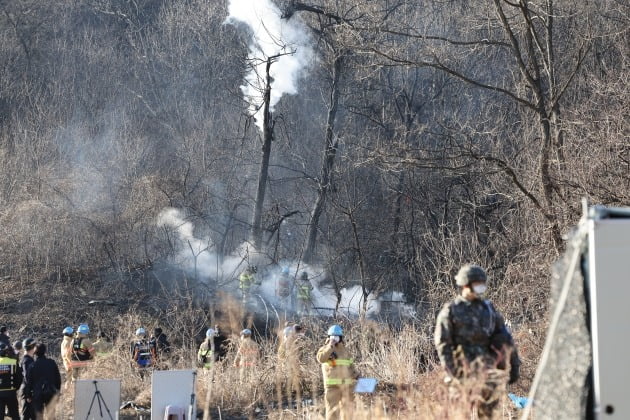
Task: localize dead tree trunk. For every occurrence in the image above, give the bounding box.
[250,57,275,249]
[303,54,343,263]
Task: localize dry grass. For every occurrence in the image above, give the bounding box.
[48,306,537,419]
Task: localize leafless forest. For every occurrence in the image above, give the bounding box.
[0,0,628,416]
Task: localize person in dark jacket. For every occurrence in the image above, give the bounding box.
[213,325,229,362]
[19,338,36,420]
[24,344,61,420]
[0,327,11,348]
[0,343,23,420]
[12,341,23,362]
[150,328,171,363]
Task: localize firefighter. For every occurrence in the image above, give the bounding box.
[150,327,171,363]
[213,325,229,362]
[70,324,95,382]
[279,321,294,349]
[0,343,22,420]
[131,328,156,377]
[60,326,74,390]
[234,329,259,381]
[277,266,292,307]
[296,271,313,315]
[197,328,215,369]
[238,266,258,306]
[316,325,357,420]
[278,324,307,396]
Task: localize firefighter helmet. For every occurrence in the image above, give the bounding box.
[327,325,343,337]
[455,264,487,286]
[206,328,215,338]
[63,326,74,336]
[77,324,90,335]
[136,327,146,337]
[241,328,252,336]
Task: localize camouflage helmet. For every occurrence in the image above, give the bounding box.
[455,264,487,286]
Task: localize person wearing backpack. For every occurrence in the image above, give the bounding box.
[24,344,61,420]
[131,328,156,378]
[70,324,95,382]
[434,264,520,419]
[0,343,23,420]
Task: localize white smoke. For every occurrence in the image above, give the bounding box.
[157,208,416,318]
[226,0,312,131]
[157,208,254,280]
[157,208,221,279]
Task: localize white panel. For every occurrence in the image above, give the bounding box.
[74,379,120,420]
[588,219,630,419]
[151,370,197,419]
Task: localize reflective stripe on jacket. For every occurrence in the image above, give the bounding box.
[197,340,214,368]
[0,356,20,391]
[316,342,356,389]
[239,273,255,290]
[297,282,312,300]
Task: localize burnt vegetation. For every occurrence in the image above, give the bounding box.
[0,0,628,417]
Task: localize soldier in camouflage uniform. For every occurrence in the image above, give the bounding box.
[434,264,520,419]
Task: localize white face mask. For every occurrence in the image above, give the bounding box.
[472,283,487,295]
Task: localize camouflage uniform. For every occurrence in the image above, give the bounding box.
[434,295,519,419]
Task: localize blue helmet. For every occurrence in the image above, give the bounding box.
[327,325,343,337]
[206,328,215,338]
[281,266,290,274]
[136,327,146,337]
[63,326,74,336]
[77,324,89,335]
[241,329,252,336]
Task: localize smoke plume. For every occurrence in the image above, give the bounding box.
[157,208,416,318]
[225,0,312,131]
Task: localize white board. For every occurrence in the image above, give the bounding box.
[74,379,120,420]
[588,216,630,419]
[354,378,378,393]
[151,369,197,419]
